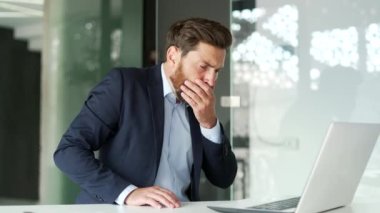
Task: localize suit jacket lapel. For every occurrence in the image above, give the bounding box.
[146,65,165,175]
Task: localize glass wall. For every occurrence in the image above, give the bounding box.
[40,0,144,204]
[0,0,151,205]
[230,0,380,203]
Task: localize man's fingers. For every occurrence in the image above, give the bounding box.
[194,79,212,95]
[146,191,176,208]
[144,197,162,209]
[125,186,181,208]
[180,84,201,104]
[181,91,197,108]
[154,187,181,207]
[184,80,208,100]
[156,187,178,199]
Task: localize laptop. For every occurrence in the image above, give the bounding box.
[208,122,380,213]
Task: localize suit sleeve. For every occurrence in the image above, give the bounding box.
[201,123,237,188]
[54,69,129,203]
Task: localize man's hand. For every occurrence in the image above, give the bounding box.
[124,186,180,209]
[180,79,217,128]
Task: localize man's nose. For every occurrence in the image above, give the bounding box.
[204,70,217,88]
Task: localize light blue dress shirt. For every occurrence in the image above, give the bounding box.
[115,64,221,204]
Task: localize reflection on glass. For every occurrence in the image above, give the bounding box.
[232,5,299,89]
[310,27,359,68]
[231,0,380,203]
[366,23,380,72]
[262,5,298,47]
[309,68,321,91]
[111,29,122,62]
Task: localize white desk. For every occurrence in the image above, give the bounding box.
[0,199,379,213]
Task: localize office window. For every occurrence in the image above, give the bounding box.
[230,0,380,202]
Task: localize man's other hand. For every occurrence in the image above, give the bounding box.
[124,186,181,209]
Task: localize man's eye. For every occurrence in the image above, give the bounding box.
[200,65,207,70]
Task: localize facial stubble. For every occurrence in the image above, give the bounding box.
[169,63,188,103]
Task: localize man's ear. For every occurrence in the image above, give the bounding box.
[166,46,180,67]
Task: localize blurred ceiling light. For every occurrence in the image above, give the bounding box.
[231,5,299,89]
[0,11,29,17]
[0,0,43,4]
[310,68,321,80]
[310,82,319,91]
[310,27,358,69]
[232,8,266,23]
[0,2,42,17]
[366,23,380,72]
[233,32,299,84]
[262,4,298,46]
[231,23,241,31]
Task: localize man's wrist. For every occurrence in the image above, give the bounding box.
[115,185,138,205]
[200,118,217,129]
[200,119,221,143]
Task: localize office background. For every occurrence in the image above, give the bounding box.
[0,0,379,205]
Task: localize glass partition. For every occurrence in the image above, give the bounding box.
[230,0,380,203]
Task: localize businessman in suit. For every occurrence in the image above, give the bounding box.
[54,17,237,208]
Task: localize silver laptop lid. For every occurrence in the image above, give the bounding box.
[296,122,380,213]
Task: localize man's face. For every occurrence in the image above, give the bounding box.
[170,42,226,100]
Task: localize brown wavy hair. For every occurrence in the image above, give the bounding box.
[165,17,232,57]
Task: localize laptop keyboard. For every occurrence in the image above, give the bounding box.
[249,197,301,210]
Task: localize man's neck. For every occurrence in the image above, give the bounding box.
[162,62,177,95]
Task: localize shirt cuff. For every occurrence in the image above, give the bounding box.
[115,184,138,205]
[200,119,222,144]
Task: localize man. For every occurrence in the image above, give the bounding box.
[54,17,237,208]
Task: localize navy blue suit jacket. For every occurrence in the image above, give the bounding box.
[54,65,237,204]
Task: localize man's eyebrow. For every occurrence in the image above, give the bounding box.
[211,64,224,72]
[202,61,223,71]
[200,61,213,67]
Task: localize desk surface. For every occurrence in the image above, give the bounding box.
[0,199,379,213]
